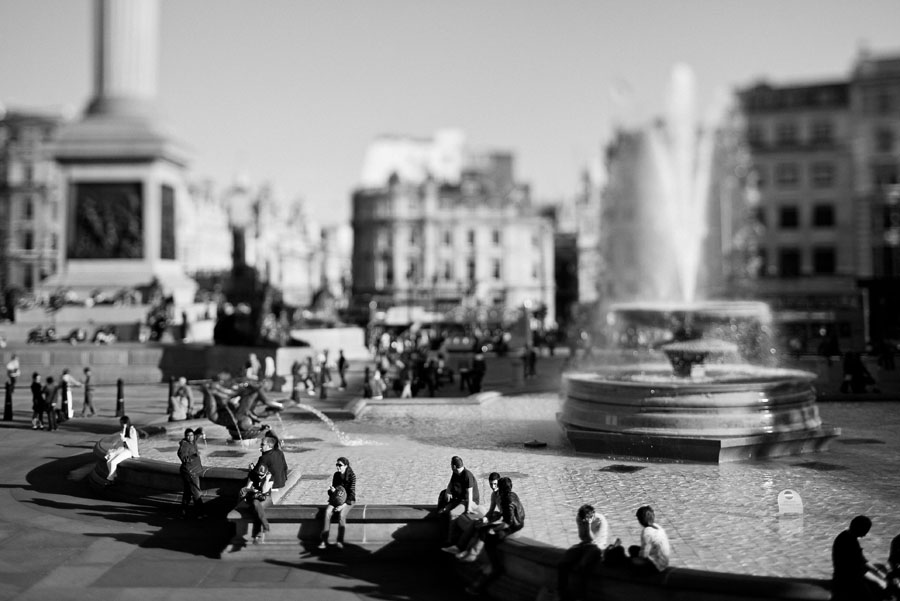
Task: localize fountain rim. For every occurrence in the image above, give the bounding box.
[563,364,817,392]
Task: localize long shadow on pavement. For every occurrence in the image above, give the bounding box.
[23,451,234,558]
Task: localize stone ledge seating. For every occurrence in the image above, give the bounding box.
[90,432,830,601]
[226,504,831,601]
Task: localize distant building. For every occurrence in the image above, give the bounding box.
[0,109,66,294]
[350,130,555,326]
[737,50,900,351]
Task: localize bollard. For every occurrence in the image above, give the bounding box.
[60,381,69,422]
[167,376,175,415]
[115,378,125,417]
[3,381,11,421]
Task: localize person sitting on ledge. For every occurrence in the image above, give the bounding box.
[832,515,888,601]
[106,415,140,483]
[438,455,480,553]
[319,456,356,550]
[557,504,608,601]
[240,463,273,544]
[461,476,525,596]
[628,505,671,573]
[445,472,500,557]
[254,432,288,491]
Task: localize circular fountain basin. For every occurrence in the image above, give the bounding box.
[559,363,839,462]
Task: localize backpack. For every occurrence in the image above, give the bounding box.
[508,493,525,529]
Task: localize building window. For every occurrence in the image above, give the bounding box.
[466,259,476,283]
[467,230,475,247]
[810,120,833,145]
[492,259,502,280]
[812,204,835,227]
[775,163,799,187]
[532,262,539,279]
[24,197,34,219]
[757,248,769,276]
[813,247,836,274]
[754,207,767,227]
[443,230,452,246]
[778,248,801,277]
[492,229,501,246]
[753,165,765,189]
[811,162,835,188]
[878,92,894,115]
[23,231,34,250]
[443,261,453,281]
[876,128,894,153]
[776,121,798,146]
[409,228,418,247]
[779,206,800,229]
[747,124,765,147]
[406,259,418,283]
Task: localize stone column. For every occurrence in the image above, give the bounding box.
[87,0,160,118]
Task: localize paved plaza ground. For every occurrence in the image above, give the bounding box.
[0,375,899,600]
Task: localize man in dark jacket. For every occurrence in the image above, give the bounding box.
[254,432,288,490]
[177,428,206,519]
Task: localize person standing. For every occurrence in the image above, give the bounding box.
[337,350,348,390]
[81,367,96,417]
[60,368,82,420]
[319,456,356,549]
[832,515,889,601]
[557,504,608,601]
[42,376,58,431]
[177,428,206,519]
[30,372,44,430]
[6,354,20,390]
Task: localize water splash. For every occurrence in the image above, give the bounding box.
[294,403,382,447]
[222,404,252,447]
[641,63,720,303]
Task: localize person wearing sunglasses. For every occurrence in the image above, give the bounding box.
[319,457,356,549]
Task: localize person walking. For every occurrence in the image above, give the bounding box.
[319,457,356,550]
[80,367,96,417]
[177,428,206,519]
[30,372,44,430]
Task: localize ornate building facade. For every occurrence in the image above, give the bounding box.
[350,131,555,325]
[0,109,65,295]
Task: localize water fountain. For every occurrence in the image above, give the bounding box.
[558,66,839,462]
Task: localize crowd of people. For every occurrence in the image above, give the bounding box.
[8,359,95,431]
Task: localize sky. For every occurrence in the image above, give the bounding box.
[2,0,899,226]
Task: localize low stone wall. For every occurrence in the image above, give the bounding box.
[225,503,441,555]
[223,503,831,601]
[87,432,830,601]
[89,431,265,507]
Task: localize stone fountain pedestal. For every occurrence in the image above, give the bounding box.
[559,365,840,463]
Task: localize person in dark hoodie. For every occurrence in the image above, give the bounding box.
[177,428,206,519]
